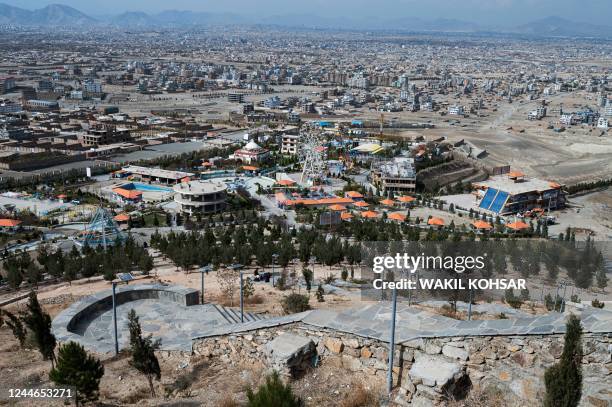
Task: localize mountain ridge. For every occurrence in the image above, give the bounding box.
[0,3,611,39]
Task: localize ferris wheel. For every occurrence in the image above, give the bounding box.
[298,129,326,185]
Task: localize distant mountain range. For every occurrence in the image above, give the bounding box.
[1,3,612,39]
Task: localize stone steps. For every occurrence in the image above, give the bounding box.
[212,304,266,324]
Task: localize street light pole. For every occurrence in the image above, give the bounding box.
[240,271,244,323]
[112,281,119,355]
[387,287,398,395]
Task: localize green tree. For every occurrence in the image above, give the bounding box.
[316,284,325,302]
[243,276,255,299]
[246,371,304,407]
[544,314,583,407]
[22,291,56,365]
[49,341,104,406]
[128,309,161,396]
[301,269,313,292]
[3,309,26,348]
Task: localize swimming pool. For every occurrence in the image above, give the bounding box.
[121,182,173,193]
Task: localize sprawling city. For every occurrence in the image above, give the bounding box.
[0,1,610,406]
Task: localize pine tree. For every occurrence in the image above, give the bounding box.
[22,291,56,365]
[316,284,325,302]
[3,309,26,348]
[128,309,161,396]
[49,341,104,406]
[246,371,304,407]
[544,314,583,407]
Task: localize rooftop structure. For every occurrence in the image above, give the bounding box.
[121,165,194,185]
[174,180,227,215]
[473,173,566,215]
[371,157,416,195]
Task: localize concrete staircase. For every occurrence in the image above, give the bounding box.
[212,304,267,324]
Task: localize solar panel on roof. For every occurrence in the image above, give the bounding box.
[489,191,509,213]
[117,273,134,282]
[479,188,497,210]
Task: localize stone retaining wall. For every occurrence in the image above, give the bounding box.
[192,323,611,406]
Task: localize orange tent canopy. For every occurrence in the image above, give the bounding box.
[472,220,492,230]
[388,212,406,222]
[56,194,67,199]
[380,199,395,206]
[341,212,354,220]
[277,179,296,186]
[548,181,561,189]
[397,195,416,203]
[328,204,346,211]
[508,171,526,178]
[353,201,369,207]
[0,219,22,227]
[507,221,530,230]
[345,191,364,198]
[242,165,259,171]
[361,210,379,218]
[428,217,445,226]
[114,213,130,222]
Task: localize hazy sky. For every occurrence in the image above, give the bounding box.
[8,0,612,26]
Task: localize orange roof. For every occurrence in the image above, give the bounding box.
[114,213,130,222]
[56,194,67,199]
[277,179,296,186]
[472,220,492,230]
[242,165,258,171]
[428,217,445,226]
[345,191,364,198]
[361,210,379,219]
[397,195,416,203]
[508,171,525,178]
[285,197,354,206]
[353,201,369,207]
[112,188,142,200]
[180,176,191,183]
[388,212,406,222]
[506,221,530,230]
[341,212,353,220]
[0,219,21,227]
[328,204,346,211]
[275,192,288,204]
[380,199,395,206]
[549,181,561,189]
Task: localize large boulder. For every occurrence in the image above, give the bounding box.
[409,353,470,400]
[264,334,317,378]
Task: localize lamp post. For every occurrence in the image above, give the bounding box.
[271,253,279,287]
[198,265,212,304]
[387,286,398,395]
[112,281,119,355]
[229,263,244,322]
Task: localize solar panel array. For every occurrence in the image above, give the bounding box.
[478,188,509,213]
[478,188,497,210]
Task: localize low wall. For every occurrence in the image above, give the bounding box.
[52,284,199,345]
[192,323,611,406]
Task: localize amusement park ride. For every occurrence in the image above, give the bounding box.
[77,207,125,249]
[298,128,327,185]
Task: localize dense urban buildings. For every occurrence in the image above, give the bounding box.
[0,2,610,407]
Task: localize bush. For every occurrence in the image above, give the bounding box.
[247,371,303,407]
[591,299,604,309]
[281,293,311,314]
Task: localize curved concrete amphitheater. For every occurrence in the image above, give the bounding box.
[52,283,266,352]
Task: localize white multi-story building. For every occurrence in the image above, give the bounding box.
[597,117,609,129]
[281,134,300,155]
[173,180,227,215]
[448,105,464,115]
